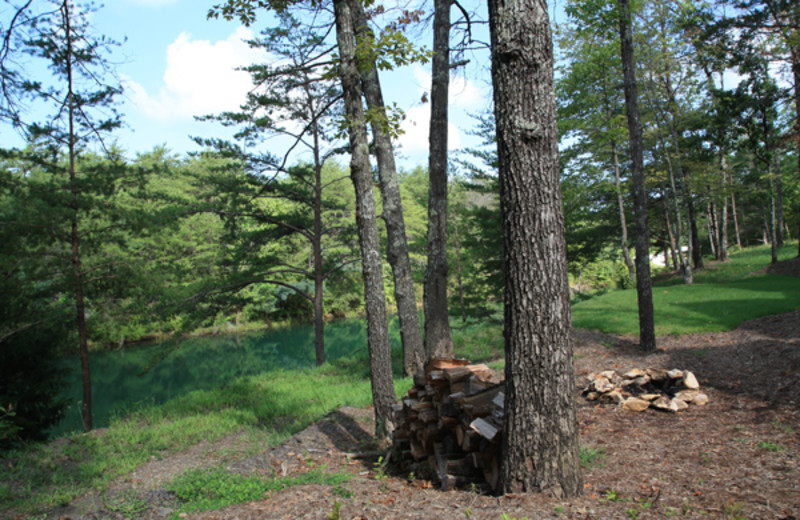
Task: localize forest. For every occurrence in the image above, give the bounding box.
[1,0,799,513]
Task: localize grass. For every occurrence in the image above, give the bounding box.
[167,465,350,516]
[572,245,800,335]
[0,362,377,516]
[3,243,795,517]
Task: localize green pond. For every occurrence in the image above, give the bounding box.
[52,317,400,437]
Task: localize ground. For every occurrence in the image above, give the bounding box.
[40,258,800,519]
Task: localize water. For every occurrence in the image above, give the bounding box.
[51,317,397,437]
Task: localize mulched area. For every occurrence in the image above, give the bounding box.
[40,257,800,520]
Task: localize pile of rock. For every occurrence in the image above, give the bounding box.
[582,368,709,412]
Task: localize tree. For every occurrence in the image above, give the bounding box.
[424,0,455,361]
[333,0,395,441]
[195,13,357,366]
[350,0,426,376]
[1,0,125,432]
[617,0,656,351]
[488,0,582,496]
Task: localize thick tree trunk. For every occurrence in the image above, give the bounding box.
[424,0,454,361]
[351,1,424,376]
[489,0,582,497]
[618,0,656,351]
[612,140,634,277]
[333,0,395,442]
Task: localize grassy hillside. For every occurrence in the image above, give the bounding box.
[572,245,800,335]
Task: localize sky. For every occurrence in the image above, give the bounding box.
[1,0,496,171]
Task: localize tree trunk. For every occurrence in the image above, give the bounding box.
[424,0,455,361]
[774,154,785,247]
[661,186,679,271]
[64,0,92,433]
[351,1,424,376]
[731,190,743,250]
[708,197,720,260]
[686,188,703,268]
[452,211,467,327]
[792,43,800,257]
[333,0,395,442]
[311,107,326,367]
[718,156,730,261]
[489,0,582,497]
[612,140,634,277]
[618,0,656,351]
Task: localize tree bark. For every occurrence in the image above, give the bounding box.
[351,1,425,376]
[489,0,582,497]
[774,154,785,247]
[618,0,656,351]
[310,97,326,367]
[731,189,743,250]
[424,0,455,361]
[333,0,395,442]
[686,186,703,268]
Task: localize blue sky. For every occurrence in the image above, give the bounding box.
[1,0,496,170]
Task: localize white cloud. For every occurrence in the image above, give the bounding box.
[123,27,264,122]
[397,105,461,154]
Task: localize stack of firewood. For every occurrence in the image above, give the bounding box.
[392,359,506,491]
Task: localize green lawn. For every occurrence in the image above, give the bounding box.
[573,244,800,336]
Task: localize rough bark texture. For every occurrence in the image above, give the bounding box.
[618,0,656,351]
[333,0,395,441]
[488,0,582,497]
[792,42,800,257]
[312,123,325,366]
[424,0,454,361]
[350,1,424,376]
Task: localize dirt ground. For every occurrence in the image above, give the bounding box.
[43,260,800,520]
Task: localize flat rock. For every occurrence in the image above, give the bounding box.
[683,371,700,390]
[693,393,709,406]
[675,390,699,402]
[624,368,646,379]
[621,397,651,412]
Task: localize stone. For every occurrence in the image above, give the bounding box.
[693,393,709,406]
[646,368,669,382]
[621,397,651,412]
[624,368,646,379]
[639,393,661,401]
[683,371,700,390]
[675,390,699,402]
[590,377,615,393]
[584,391,600,401]
[606,390,626,404]
[667,369,684,379]
[652,396,675,412]
[599,370,618,381]
[670,398,689,411]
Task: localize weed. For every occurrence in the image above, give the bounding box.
[579,445,605,469]
[554,505,564,515]
[102,489,147,518]
[757,441,785,452]
[771,420,795,434]
[464,507,473,518]
[626,507,640,520]
[601,489,625,502]
[373,455,389,481]
[332,485,353,498]
[664,506,679,517]
[733,437,749,444]
[328,500,342,520]
[681,498,692,515]
[721,500,747,520]
[500,514,529,520]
